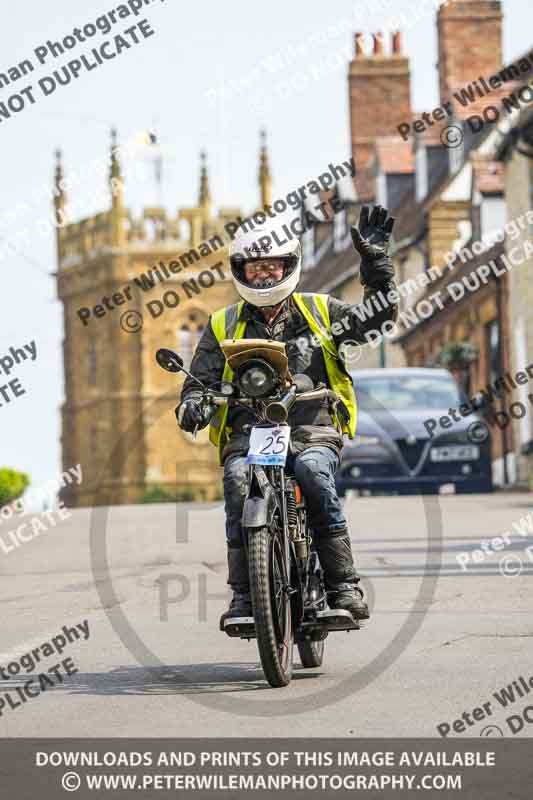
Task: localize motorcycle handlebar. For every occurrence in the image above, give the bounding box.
[204,386,338,407]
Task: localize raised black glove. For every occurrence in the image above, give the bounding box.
[175,397,215,433]
[350,205,395,289]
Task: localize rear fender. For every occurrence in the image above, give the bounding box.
[242,465,279,530]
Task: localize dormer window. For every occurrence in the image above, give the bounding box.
[448,123,465,174]
[415,145,428,203]
[333,208,347,252]
[302,226,315,270]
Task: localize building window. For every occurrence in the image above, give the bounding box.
[178,310,206,369]
[415,145,428,203]
[302,226,315,270]
[481,196,505,240]
[333,208,347,252]
[448,122,464,174]
[376,172,387,208]
[88,341,97,386]
[485,319,499,385]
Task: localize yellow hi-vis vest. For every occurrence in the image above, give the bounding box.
[208,292,357,464]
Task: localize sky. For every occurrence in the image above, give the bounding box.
[0,0,531,492]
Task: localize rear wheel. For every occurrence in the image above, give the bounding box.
[297,637,325,668]
[248,527,293,687]
[298,572,326,668]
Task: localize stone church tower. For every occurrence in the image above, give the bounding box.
[56,130,272,507]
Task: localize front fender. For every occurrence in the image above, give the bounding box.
[241,465,279,530]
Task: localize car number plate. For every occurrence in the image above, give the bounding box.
[246,426,291,466]
[430,445,479,462]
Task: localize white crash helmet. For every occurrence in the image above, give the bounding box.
[229,227,302,308]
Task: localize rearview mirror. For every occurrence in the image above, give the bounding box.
[155,348,184,373]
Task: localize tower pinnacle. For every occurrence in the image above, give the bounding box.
[54,148,66,222]
[259,129,272,208]
[109,128,125,246]
[199,150,211,210]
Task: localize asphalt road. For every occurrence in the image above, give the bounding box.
[1,492,532,738]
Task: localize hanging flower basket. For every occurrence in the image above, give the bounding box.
[438,341,478,371]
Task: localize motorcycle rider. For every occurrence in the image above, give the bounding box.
[176,205,397,628]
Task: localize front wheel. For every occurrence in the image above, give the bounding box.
[297,638,325,668]
[248,527,293,687]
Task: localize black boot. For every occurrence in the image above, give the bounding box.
[315,529,369,621]
[328,583,369,620]
[219,546,253,631]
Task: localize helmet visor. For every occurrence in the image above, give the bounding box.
[230,254,298,286]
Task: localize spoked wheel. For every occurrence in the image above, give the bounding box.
[298,572,326,668]
[248,527,293,687]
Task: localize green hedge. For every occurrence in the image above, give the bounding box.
[0,468,30,507]
[141,484,208,503]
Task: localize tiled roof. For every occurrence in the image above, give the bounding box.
[391,188,426,245]
[396,241,506,342]
[303,51,533,295]
[390,151,458,247]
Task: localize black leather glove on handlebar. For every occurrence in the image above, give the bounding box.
[350,205,395,290]
[175,397,215,433]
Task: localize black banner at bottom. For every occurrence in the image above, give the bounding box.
[0,738,532,799]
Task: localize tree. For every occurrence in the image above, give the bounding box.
[0,468,30,507]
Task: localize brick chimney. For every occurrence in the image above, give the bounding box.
[348,31,412,199]
[437,0,503,109]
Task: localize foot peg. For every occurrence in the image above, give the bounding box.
[223,616,256,639]
[301,608,360,633]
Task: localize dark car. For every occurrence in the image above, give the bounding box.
[336,368,493,497]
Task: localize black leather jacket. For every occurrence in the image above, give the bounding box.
[181,283,398,463]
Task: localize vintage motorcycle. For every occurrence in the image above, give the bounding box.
[156,339,360,688]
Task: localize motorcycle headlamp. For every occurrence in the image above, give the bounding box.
[236,359,278,398]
